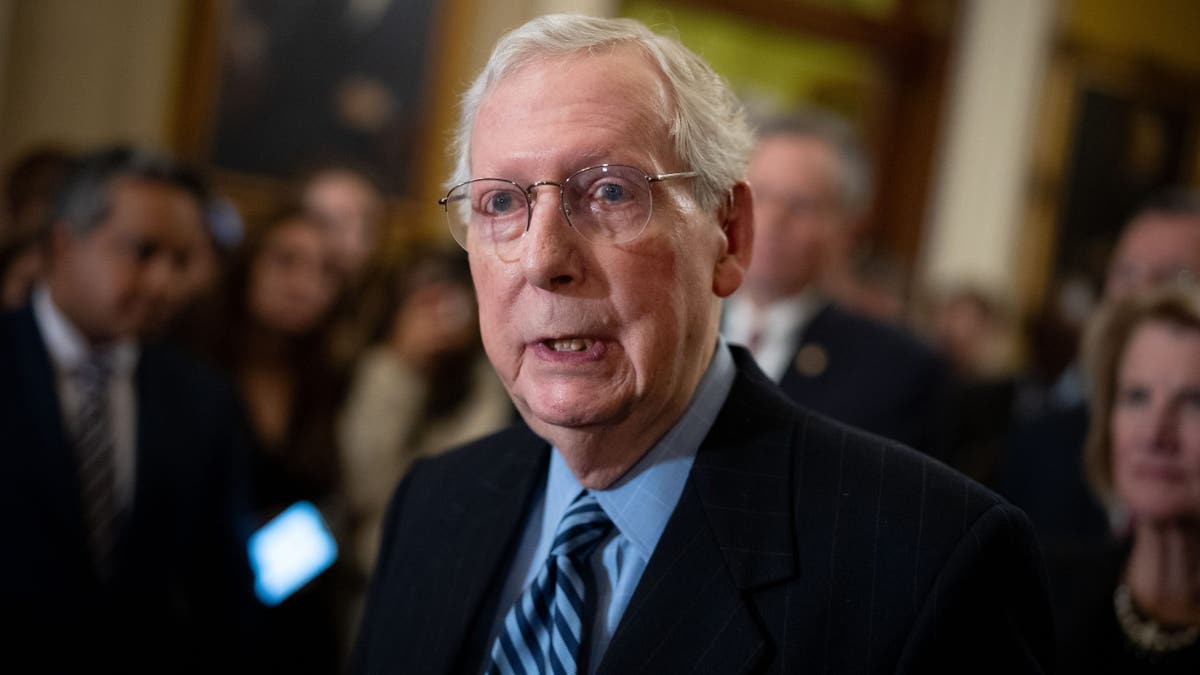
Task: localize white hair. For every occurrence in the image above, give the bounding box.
[449,14,753,213]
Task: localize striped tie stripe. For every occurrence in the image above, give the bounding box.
[487,491,613,675]
[71,352,120,577]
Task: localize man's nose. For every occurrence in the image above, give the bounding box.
[520,188,582,290]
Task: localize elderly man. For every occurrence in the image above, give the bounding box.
[724,111,946,453]
[354,15,1051,675]
[0,147,255,672]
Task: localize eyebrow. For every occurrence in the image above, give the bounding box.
[484,147,650,182]
[576,147,614,166]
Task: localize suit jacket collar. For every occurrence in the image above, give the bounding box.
[460,346,799,591]
[424,347,799,675]
[7,306,91,571]
[11,306,172,585]
[596,346,798,674]
[436,423,550,674]
[9,306,70,459]
[691,346,798,589]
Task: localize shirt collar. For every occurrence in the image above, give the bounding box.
[723,289,825,344]
[32,284,139,377]
[544,338,737,561]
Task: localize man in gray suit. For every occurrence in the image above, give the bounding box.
[354,14,1052,674]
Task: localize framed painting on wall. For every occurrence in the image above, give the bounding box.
[174,0,471,245]
[1017,43,1200,313]
[209,0,437,191]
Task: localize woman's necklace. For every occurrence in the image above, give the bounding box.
[1114,583,1200,654]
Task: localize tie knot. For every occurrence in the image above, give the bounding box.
[550,491,612,560]
[75,351,114,389]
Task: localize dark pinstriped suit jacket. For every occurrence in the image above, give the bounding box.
[777,303,947,456]
[353,347,1053,674]
[0,306,256,673]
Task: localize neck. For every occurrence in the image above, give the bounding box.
[1127,519,1200,626]
[544,418,676,490]
[742,280,810,310]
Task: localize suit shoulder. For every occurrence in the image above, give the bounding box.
[0,313,18,366]
[403,422,545,487]
[142,341,234,394]
[795,408,1006,526]
[815,304,941,367]
[0,307,21,331]
[0,307,33,348]
[138,343,245,432]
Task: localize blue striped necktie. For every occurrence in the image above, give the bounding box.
[487,490,613,675]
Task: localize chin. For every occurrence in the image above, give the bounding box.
[524,402,610,430]
[1126,496,1200,525]
[517,392,630,436]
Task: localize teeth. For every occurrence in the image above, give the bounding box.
[548,338,594,352]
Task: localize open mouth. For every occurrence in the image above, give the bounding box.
[543,337,596,352]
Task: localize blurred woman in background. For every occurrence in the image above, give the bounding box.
[216,206,344,509]
[337,247,511,631]
[1052,288,1200,673]
[211,206,346,672]
[300,162,394,372]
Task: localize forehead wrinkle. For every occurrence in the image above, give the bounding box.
[470,48,678,181]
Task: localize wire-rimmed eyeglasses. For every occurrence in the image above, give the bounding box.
[438,164,696,260]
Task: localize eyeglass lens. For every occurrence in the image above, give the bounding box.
[444,165,654,256]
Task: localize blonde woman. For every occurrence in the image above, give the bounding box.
[1053,288,1200,672]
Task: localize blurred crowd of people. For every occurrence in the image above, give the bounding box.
[733,111,1200,672]
[2,103,1198,672]
[0,146,513,671]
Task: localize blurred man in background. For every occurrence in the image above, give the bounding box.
[1105,189,1200,303]
[0,146,255,673]
[724,110,946,453]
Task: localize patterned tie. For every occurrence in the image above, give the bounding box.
[487,491,614,675]
[71,350,121,578]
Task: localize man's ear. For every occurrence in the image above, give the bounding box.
[712,180,753,298]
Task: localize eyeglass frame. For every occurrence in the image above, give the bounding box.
[437,163,697,254]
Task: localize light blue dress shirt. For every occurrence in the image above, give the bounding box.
[484,339,736,674]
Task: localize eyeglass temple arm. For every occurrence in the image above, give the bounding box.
[649,170,698,183]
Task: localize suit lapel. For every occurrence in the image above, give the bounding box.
[431,424,550,674]
[598,348,799,674]
[10,308,88,549]
[124,347,167,567]
[779,303,835,398]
